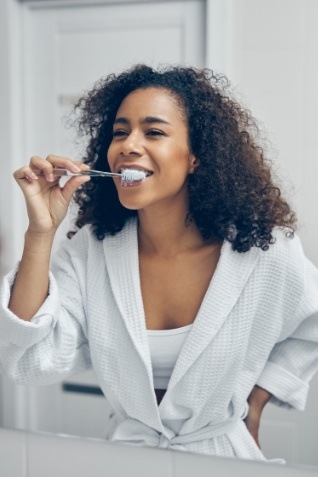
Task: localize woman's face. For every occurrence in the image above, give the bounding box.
[107,87,196,211]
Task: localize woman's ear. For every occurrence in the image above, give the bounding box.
[188,154,199,174]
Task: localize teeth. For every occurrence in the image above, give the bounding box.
[120,168,147,182]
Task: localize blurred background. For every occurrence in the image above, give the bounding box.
[0,0,318,467]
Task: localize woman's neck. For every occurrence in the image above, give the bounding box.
[137,205,206,258]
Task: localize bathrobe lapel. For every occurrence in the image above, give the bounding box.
[103,219,166,431]
[167,240,261,391]
[103,219,152,378]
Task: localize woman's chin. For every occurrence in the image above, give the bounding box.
[117,192,151,211]
[119,199,144,211]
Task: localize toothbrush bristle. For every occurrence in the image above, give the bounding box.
[121,169,147,182]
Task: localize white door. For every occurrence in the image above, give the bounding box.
[18,0,206,438]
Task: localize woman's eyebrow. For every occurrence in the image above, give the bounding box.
[113,117,129,125]
[140,116,171,125]
[113,116,171,125]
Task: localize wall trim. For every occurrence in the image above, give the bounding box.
[0,0,30,431]
[19,0,202,8]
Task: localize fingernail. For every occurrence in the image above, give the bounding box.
[31,173,38,180]
[71,165,81,173]
[48,173,54,182]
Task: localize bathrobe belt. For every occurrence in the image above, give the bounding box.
[111,414,242,451]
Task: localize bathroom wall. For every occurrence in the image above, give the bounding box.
[211,0,318,265]
[209,0,318,466]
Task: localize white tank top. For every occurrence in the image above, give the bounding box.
[147,324,192,389]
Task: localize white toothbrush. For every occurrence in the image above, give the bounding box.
[48,167,147,182]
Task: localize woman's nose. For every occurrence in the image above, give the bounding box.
[120,132,143,156]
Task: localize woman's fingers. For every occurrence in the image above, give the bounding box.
[61,175,91,204]
[13,155,92,234]
[14,155,90,184]
[41,155,91,204]
[44,155,91,174]
[14,166,39,182]
[45,154,83,175]
[14,156,56,184]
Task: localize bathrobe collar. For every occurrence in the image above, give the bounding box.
[103,218,260,406]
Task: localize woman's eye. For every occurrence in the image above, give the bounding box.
[112,130,127,137]
[147,129,165,136]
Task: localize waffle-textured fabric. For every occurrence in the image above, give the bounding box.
[1,219,318,461]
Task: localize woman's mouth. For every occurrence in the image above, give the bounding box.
[120,167,153,187]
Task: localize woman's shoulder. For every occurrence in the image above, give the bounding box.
[55,224,100,261]
[256,228,308,285]
[65,224,95,245]
[270,227,303,255]
[58,218,137,257]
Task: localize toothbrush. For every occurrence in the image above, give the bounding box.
[41,167,147,182]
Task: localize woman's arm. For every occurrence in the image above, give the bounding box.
[0,155,93,384]
[245,385,272,448]
[246,237,318,447]
[256,254,318,411]
[0,227,93,385]
[9,155,90,320]
[9,230,54,320]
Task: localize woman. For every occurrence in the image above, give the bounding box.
[1,65,318,462]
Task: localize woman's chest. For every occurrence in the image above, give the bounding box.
[139,246,221,330]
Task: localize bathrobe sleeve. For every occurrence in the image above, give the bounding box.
[0,228,92,385]
[257,242,318,410]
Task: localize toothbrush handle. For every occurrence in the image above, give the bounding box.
[40,168,121,178]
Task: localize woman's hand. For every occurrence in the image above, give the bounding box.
[245,385,272,448]
[14,155,91,235]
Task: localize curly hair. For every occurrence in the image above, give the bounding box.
[70,64,296,252]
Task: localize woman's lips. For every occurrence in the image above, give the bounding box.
[114,165,154,187]
[115,164,153,175]
[120,169,153,187]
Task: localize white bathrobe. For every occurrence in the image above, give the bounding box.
[1,219,318,461]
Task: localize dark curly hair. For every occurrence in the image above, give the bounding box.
[70,64,296,252]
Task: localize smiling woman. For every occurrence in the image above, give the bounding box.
[107,87,196,211]
[71,65,295,250]
[1,64,318,463]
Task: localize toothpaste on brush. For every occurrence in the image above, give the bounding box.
[120,168,150,186]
